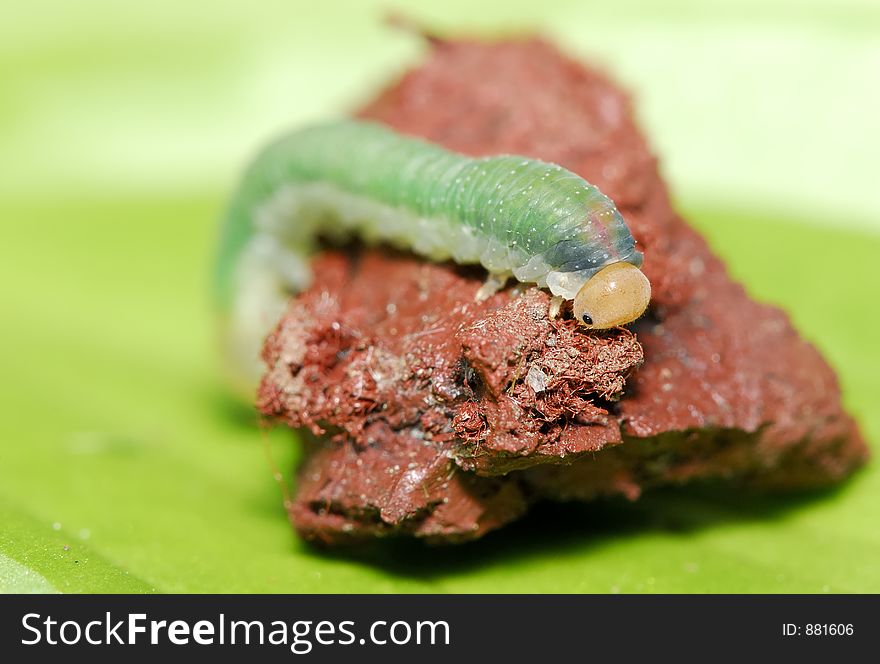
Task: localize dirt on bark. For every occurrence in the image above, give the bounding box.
[257,37,868,544]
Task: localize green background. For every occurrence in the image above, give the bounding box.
[1,0,878,593]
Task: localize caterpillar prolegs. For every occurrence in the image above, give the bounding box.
[215,120,650,384]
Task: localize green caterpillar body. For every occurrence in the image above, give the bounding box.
[216,120,647,385]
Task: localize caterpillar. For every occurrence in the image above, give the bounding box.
[215,120,650,384]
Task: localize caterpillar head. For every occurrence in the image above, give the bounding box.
[573,262,651,329]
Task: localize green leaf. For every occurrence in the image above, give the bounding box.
[0,498,151,593]
[0,195,877,593]
[1,552,57,594]
[2,1,878,593]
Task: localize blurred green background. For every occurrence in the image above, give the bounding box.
[1,0,878,593]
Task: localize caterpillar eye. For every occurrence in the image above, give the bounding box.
[573,262,651,329]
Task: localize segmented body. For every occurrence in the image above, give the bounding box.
[215,120,643,383]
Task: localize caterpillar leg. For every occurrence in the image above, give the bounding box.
[548,295,565,319]
[475,271,511,302]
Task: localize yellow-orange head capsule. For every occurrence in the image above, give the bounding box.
[573,262,651,329]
